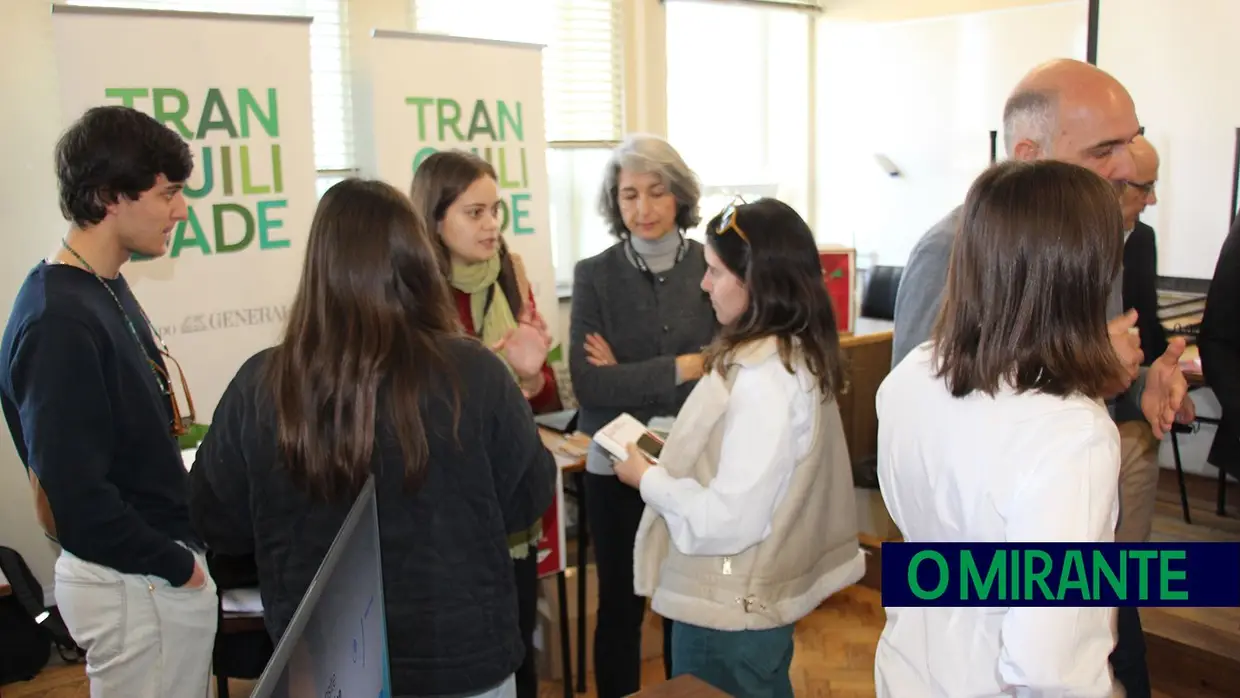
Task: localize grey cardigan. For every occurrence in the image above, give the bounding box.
[569,240,719,475]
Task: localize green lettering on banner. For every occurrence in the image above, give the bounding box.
[197,88,239,139]
[412,146,439,173]
[240,145,270,195]
[271,144,284,194]
[172,208,212,257]
[105,87,148,108]
[405,97,435,140]
[408,97,538,237]
[105,86,295,259]
[511,193,533,235]
[437,98,464,141]
[238,88,279,138]
[153,88,193,138]
[220,146,235,196]
[257,200,289,249]
[467,99,497,140]
[184,148,214,199]
[497,100,523,140]
[213,203,254,253]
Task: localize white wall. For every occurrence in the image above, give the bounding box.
[0,0,69,596]
[1098,0,1240,280]
[814,1,1087,266]
[1097,0,1240,477]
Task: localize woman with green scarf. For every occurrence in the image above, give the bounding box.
[411,149,562,698]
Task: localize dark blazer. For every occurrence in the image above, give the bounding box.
[569,241,718,441]
[1200,216,1240,477]
[188,338,557,697]
[1123,221,1170,365]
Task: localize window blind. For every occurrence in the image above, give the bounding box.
[64,0,354,173]
[412,0,624,143]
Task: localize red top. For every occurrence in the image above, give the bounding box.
[452,288,562,415]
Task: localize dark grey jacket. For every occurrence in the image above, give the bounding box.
[569,241,718,475]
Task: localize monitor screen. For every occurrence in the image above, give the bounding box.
[250,475,392,698]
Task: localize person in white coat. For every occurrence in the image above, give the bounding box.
[876,160,1128,697]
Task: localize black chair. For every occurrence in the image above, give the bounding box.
[212,601,272,698]
[1169,421,1195,523]
[1168,409,1227,523]
[860,266,902,320]
[206,553,272,698]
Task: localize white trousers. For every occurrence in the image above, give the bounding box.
[53,548,218,698]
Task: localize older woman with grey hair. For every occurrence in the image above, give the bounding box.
[569,133,718,698]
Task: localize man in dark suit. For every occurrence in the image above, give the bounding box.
[1200,214,1240,484]
[1117,135,1197,542]
[1122,139,1169,366]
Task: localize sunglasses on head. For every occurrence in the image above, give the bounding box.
[714,199,750,243]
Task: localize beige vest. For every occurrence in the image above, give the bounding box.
[633,337,866,631]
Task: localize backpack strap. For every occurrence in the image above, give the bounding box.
[0,547,47,621]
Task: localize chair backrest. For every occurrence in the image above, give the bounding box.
[860,265,903,320]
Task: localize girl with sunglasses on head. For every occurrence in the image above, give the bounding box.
[570,134,718,697]
[612,198,866,698]
[409,149,562,698]
[188,178,556,698]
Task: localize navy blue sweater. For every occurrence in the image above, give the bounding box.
[0,262,197,586]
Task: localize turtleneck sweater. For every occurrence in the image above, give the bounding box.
[625,231,682,275]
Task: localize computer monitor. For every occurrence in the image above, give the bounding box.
[250,475,392,698]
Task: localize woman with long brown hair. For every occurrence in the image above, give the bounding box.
[875,160,1127,697]
[188,178,556,698]
[410,150,560,698]
[613,197,865,698]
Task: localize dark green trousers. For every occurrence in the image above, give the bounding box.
[669,621,795,698]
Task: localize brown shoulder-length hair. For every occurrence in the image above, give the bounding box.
[410,149,523,317]
[264,178,461,502]
[702,198,845,401]
[933,159,1125,399]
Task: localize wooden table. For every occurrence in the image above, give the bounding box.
[539,428,588,473]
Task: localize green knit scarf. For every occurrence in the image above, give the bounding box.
[450,255,543,559]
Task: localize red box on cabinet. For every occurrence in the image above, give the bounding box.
[818,246,856,335]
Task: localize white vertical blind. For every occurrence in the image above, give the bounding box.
[411,0,624,143]
[64,0,353,173]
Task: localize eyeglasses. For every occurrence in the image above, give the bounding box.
[715,200,750,243]
[154,350,196,437]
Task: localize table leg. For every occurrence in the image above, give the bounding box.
[575,471,588,693]
[556,571,573,698]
